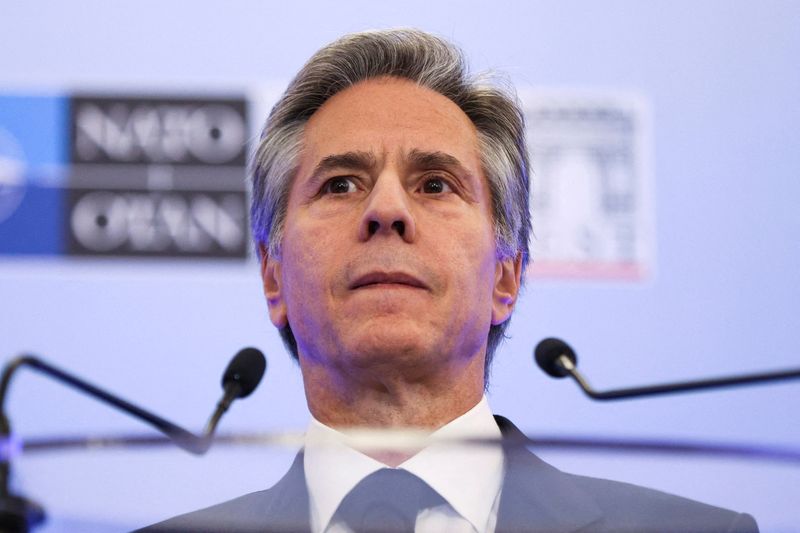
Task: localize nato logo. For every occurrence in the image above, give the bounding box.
[65,95,249,258]
[0,95,68,255]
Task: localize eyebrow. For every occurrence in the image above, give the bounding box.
[407,149,468,173]
[308,149,472,181]
[310,151,377,180]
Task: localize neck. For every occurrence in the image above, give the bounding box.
[301,352,485,430]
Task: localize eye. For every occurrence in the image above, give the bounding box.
[322,177,357,195]
[420,175,453,194]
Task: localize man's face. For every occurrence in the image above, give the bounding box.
[261,77,520,384]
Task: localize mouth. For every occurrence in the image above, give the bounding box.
[349,271,429,291]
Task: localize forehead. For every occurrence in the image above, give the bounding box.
[299,77,481,169]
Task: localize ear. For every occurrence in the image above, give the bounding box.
[259,243,289,328]
[491,253,523,325]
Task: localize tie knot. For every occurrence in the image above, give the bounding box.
[333,468,444,533]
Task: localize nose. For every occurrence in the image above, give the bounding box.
[358,174,416,243]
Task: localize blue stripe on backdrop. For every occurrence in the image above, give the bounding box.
[0,95,68,255]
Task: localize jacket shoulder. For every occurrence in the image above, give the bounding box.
[132,490,279,533]
[494,415,758,533]
[564,472,759,533]
[133,453,309,533]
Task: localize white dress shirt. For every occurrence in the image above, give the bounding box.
[304,397,505,533]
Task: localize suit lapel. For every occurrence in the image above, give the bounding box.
[495,416,603,533]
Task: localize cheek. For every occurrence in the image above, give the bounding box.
[279,217,352,315]
[278,238,336,357]
[280,228,325,307]
[436,229,497,308]
[438,214,496,273]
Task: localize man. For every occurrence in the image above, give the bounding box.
[140,29,758,532]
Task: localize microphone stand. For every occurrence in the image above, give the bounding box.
[535,337,800,400]
[0,349,265,532]
[0,358,47,533]
[556,355,800,400]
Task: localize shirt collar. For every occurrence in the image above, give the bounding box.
[303,396,504,533]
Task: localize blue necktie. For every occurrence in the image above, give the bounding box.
[333,468,445,533]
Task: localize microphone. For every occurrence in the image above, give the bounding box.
[0,347,266,454]
[0,347,266,532]
[205,348,267,441]
[534,337,800,400]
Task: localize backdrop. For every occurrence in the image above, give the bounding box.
[0,1,798,531]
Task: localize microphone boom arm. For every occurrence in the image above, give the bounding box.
[554,354,800,400]
[0,354,255,455]
[1,355,208,453]
[0,348,264,532]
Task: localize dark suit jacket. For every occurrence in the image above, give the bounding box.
[137,416,758,532]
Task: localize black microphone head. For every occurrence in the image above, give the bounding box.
[222,347,266,398]
[534,337,577,378]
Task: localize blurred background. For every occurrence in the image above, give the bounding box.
[1,1,798,531]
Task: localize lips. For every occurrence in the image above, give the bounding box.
[349,271,429,290]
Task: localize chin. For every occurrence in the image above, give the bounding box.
[345,331,435,365]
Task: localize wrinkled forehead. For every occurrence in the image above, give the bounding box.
[297,77,483,176]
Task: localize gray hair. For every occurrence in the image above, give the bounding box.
[250,28,531,379]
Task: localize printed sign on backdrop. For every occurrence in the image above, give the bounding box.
[0,92,250,259]
[67,95,249,258]
[522,92,654,280]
